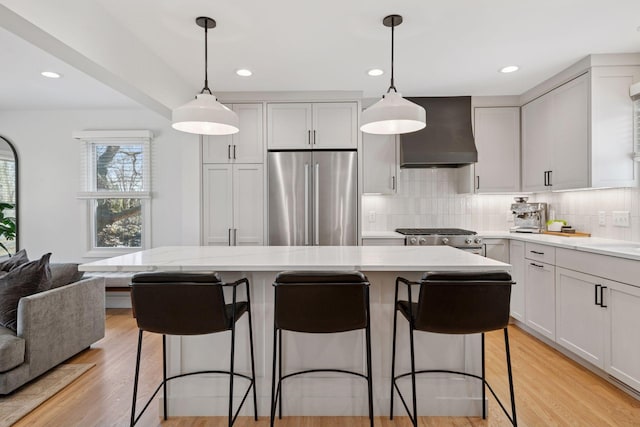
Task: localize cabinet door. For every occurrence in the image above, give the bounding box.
[233,164,264,245]
[605,280,640,391]
[312,102,358,149]
[509,240,525,322]
[362,133,397,194]
[484,239,509,263]
[202,164,233,245]
[202,104,234,163]
[474,107,520,193]
[522,95,553,192]
[550,74,589,190]
[233,104,264,163]
[267,103,312,149]
[555,268,606,368]
[525,260,555,340]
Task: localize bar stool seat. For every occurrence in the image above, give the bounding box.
[391,270,517,426]
[270,270,374,427]
[129,271,257,427]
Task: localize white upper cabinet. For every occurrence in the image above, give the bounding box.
[473,107,521,193]
[267,102,358,149]
[203,103,264,163]
[362,133,397,194]
[522,66,640,192]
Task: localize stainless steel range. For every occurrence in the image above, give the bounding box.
[395,228,484,255]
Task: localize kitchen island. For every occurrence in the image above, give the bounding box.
[80,245,511,417]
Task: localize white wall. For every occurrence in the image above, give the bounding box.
[362,168,640,241]
[0,108,201,263]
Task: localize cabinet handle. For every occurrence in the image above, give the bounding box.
[543,171,548,186]
[475,175,480,190]
[548,170,552,186]
[233,145,237,159]
[391,176,396,190]
[308,130,311,145]
[595,284,601,306]
[313,130,316,145]
[228,145,231,160]
[530,262,544,268]
[600,286,608,308]
[228,228,232,246]
[530,250,545,255]
[234,228,238,246]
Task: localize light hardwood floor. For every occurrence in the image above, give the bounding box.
[13,309,640,427]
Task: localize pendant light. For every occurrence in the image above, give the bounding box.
[361,15,426,135]
[172,17,239,135]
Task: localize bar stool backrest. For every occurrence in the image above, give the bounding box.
[131,272,229,335]
[415,271,513,334]
[274,271,369,333]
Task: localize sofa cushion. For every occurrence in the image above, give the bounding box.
[0,253,52,331]
[0,326,24,372]
[50,263,84,289]
[0,249,28,272]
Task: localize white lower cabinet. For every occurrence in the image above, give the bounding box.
[605,280,640,391]
[555,268,606,368]
[202,164,264,246]
[525,259,555,340]
[508,240,525,322]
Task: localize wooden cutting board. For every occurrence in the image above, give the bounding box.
[542,231,591,237]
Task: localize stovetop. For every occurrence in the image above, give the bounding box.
[395,228,477,236]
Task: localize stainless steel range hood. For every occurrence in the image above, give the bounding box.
[399,96,477,168]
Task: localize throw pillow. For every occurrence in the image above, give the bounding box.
[0,253,52,331]
[50,263,85,289]
[0,249,28,272]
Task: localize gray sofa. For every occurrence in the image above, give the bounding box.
[0,276,105,394]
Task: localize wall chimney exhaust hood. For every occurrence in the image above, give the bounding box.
[399,96,477,168]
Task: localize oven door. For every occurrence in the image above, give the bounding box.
[455,246,486,256]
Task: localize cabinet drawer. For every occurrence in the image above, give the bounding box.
[525,242,555,264]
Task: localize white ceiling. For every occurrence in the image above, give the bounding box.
[1,0,640,110]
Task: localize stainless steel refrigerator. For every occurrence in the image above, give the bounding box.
[268,150,357,245]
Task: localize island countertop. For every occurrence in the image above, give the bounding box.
[78,245,510,272]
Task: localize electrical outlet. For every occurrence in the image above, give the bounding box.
[598,211,606,226]
[368,211,376,223]
[612,211,630,227]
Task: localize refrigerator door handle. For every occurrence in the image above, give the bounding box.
[315,162,320,245]
[304,163,309,245]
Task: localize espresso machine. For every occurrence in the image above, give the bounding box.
[510,197,547,233]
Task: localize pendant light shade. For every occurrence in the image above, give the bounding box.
[361,15,426,135]
[172,17,239,136]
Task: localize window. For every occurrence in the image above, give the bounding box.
[73,130,152,256]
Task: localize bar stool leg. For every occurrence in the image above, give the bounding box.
[162,334,168,420]
[278,329,283,419]
[228,306,237,427]
[247,307,258,420]
[270,319,278,426]
[365,290,374,427]
[408,320,418,427]
[505,327,518,426]
[390,282,400,419]
[130,329,143,427]
[481,332,486,419]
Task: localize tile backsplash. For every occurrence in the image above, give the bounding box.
[362,168,640,241]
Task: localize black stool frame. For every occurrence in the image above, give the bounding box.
[269,278,374,427]
[390,276,517,427]
[130,278,258,427]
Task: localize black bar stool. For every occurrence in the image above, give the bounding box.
[270,271,374,427]
[390,271,517,427]
[129,271,258,427]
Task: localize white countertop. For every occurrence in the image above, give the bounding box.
[78,245,510,272]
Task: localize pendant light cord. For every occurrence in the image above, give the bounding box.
[201,18,212,95]
[388,16,397,93]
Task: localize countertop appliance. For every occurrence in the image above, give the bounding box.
[510,199,547,233]
[268,150,357,245]
[395,228,484,255]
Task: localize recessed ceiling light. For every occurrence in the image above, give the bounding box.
[367,68,384,77]
[499,65,519,74]
[236,68,252,77]
[41,71,62,79]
